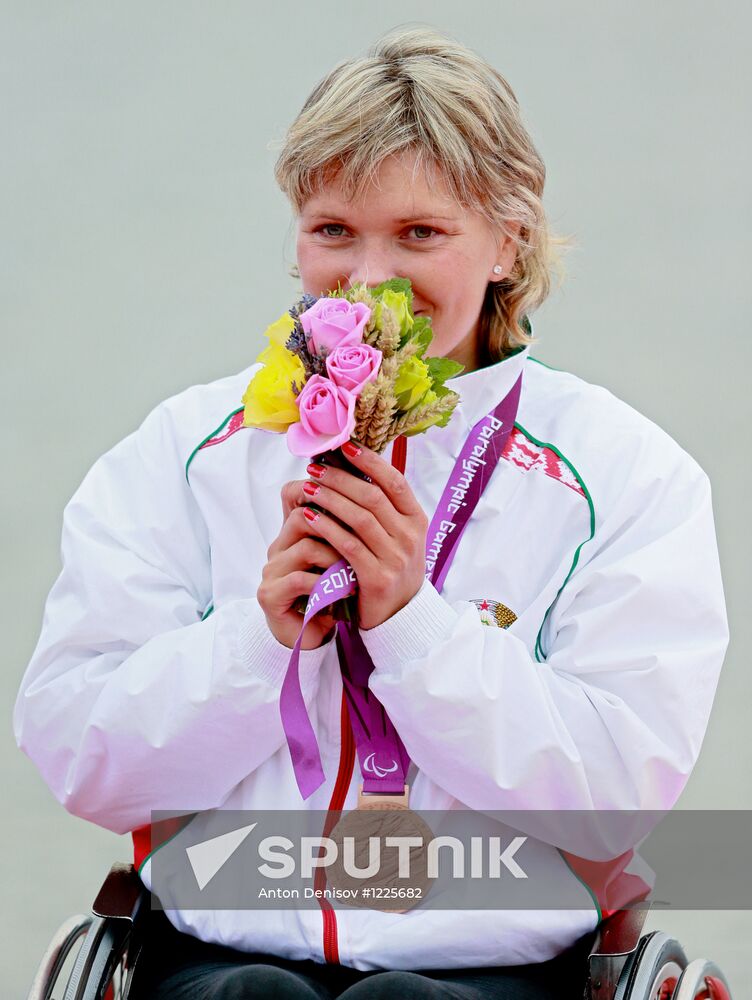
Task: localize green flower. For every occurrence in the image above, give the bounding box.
[394,356,432,410]
[376,289,414,337]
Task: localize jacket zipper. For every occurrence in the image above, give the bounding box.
[317,693,356,963]
[318,435,408,964]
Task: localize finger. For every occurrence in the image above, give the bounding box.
[281,479,308,520]
[339,441,424,517]
[299,481,391,555]
[303,461,402,539]
[267,505,330,558]
[267,536,343,579]
[266,507,312,561]
[302,507,378,580]
[259,568,342,614]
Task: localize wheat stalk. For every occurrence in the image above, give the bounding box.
[378,339,422,381]
[391,339,421,365]
[386,393,459,440]
[359,380,399,452]
[353,381,380,441]
[361,301,405,358]
[348,287,378,335]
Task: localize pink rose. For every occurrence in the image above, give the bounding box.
[299,297,371,356]
[325,343,382,395]
[287,375,357,457]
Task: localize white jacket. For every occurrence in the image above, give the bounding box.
[14,345,729,970]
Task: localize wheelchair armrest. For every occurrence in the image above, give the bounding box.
[92,863,148,923]
[586,907,650,998]
[590,907,649,958]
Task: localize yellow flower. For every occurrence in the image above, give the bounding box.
[258,313,296,358]
[375,289,414,337]
[243,315,305,432]
[394,356,432,410]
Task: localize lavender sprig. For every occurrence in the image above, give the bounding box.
[285,323,309,359]
[285,294,322,378]
[289,292,318,320]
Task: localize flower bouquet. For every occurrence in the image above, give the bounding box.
[242,278,463,619]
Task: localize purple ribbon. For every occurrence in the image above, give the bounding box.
[425,374,522,591]
[280,374,523,800]
[279,560,357,799]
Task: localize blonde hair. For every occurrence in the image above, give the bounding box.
[275,25,569,361]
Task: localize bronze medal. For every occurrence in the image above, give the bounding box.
[327,784,435,912]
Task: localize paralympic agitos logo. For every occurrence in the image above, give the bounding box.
[362,752,399,777]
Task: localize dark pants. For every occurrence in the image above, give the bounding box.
[131,909,593,999]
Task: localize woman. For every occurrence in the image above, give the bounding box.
[14,26,728,1000]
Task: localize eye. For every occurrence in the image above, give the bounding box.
[406,225,439,240]
[316,223,348,238]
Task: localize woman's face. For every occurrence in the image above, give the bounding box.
[296,152,518,372]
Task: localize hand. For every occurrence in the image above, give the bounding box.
[258,500,343,651]
[285,440,429,630]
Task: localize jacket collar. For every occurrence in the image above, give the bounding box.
[439,343,529,453]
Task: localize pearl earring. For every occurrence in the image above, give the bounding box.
[492,265,503,275]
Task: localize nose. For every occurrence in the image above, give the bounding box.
[346,245,397,289]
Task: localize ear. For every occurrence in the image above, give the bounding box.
[491,222,522,282]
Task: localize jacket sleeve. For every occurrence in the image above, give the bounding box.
[13,399,332,835]
[361,445,729,858]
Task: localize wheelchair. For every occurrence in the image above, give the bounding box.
[26,863,734,1000]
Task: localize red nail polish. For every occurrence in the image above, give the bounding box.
[303,507,320,522]
[302,481,320,497]
[307,463,326,479]
[342,441,361,458]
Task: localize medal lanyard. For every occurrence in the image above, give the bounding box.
[280,374,523,800]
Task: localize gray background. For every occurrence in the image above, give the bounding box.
[2,1,749,993]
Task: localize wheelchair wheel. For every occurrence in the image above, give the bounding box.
[614,931,687,1000]
[674,959,733,999]
[62,915,133,1000]
[26,915,92,1000]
